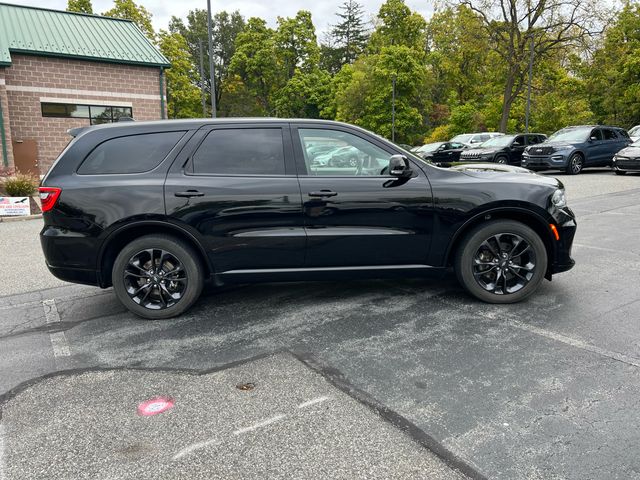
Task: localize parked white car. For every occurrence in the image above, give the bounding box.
[628,125,640,142]
[450,132,504,146]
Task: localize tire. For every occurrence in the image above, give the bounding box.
[495,156,508,165]
[112,234,204,319]
[454,220,548,304]
[347,156,358,167]
[565,153,584,175]
[614,170,627,175]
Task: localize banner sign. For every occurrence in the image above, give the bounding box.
[0,197,31,216]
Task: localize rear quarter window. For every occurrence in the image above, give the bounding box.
[77,131,185,175]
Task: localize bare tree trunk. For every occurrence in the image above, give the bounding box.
[499,73,516,133]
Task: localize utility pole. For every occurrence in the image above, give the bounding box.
[525,34,534,133]
[198,39,207,117]
[206,0,217,118]
[391,74,396,143]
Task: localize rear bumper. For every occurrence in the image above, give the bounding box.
[40,226,101,286]
[46,263,100,286]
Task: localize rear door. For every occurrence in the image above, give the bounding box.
[292,124,434,267]
[164,123,305,272]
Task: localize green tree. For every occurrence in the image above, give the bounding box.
[333,0,430,143]
[329,1,369,66]
[457,0,604,132]
[584,2,640,127]
[103,0,155,40]
[275,69,333,118]
[157,31,201,118]
[169,10,245,114]
[275,11,320,79]
[230,18,281,114]
[426,6,492,107]
[67,0,93,14]
[368,0,427,52]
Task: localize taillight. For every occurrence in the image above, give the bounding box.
[39,187,62,212]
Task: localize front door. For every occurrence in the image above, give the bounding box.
[165,124,305,272]
[292,125,434,267]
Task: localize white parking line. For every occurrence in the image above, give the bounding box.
[512,321,640,368]
[42,299,71,358]
[233,414,286,436]
[172,438,221,461]
[298,396,330,409]
[0,424,6,480]
[173,414,287,461]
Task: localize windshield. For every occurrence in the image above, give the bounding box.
[416,142,444,153]
[450,134,473,144]
[632,140,640,147]
[480,136,515,148]
[548,128,591,143]
[629,126,640,136]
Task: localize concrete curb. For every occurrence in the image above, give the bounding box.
[0,214,42,223]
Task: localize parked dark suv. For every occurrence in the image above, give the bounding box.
[459,134,547,165]
[40,119,576,319]
[521,125,631,174]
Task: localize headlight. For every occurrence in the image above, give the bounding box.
[612,155,618,162]
[551,189,567,208]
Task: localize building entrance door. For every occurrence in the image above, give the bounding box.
[12,139,38,175]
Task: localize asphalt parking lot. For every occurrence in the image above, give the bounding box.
[1,169,639,479]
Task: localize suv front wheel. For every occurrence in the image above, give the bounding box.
[112,234,204,319]
[565,153,584,175]
[455,220,547,303]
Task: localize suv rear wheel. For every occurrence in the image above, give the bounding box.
[454,220,547,304]
[112,235,204,319]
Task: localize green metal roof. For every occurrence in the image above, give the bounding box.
[0,3,170,67]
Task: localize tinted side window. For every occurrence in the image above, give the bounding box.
[298,128,391,176]
[513,135,525,146]
[78,131,185,175]
[619,129,630,139]
[591,129,603,141]
[603,128,618,140]
[192,128,285,175]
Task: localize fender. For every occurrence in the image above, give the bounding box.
[96,218,213,284]
[443,205,556,263]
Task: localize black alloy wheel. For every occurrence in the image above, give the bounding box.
[348,156,359,167]
[113,235,204,319]
[455,220,547,303]
[123,248,187,310]
[496,156,508,164]
[566,153,584,175]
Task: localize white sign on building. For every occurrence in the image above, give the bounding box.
[0,197,31,216]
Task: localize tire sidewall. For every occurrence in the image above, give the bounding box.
[112,235,204,319]
[566,154,583,175]
[455,221,548,304]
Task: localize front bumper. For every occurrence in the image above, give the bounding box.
[521,154,568,171]
[549,208,576,276]
[613,159,640,172]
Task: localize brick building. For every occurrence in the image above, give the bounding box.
[0,3,170,176]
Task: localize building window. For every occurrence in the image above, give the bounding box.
[41,102,133,124]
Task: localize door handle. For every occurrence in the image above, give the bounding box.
[174,190,205,198]
[308,190,338,198]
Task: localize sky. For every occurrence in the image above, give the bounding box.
[6,0,435,37]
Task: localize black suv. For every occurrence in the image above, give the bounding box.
[459,134,547,165]
[40,119,576,319]
[521,125,631,174]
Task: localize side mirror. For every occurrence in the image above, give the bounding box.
[590,136,598,142]
[389,155,412,177]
